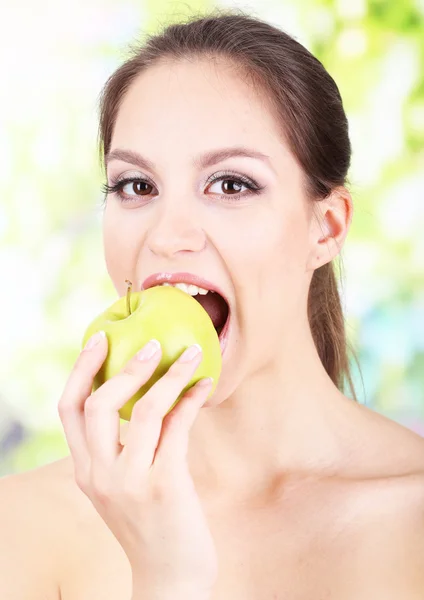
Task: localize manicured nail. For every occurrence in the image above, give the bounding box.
[197,377,213,387]
[136,339,161,361]
[178,344,202,362]
[83,331,106,350]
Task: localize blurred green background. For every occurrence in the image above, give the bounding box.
[0,0,423,475]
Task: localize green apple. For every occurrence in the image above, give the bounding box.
[81,282,222,421]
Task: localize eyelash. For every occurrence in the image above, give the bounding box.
[101,170,265,205]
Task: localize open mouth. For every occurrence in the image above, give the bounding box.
[194,289,231,354]
[192,288,229,336]
[155,282,231,354]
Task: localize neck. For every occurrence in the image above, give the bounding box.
[187,323,361,503]
[119,323,361,503]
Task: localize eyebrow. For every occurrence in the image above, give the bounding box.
[105,146,273,173]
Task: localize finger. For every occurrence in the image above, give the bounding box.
[154,377,213,465]
[121,344,204,472]
[84,338,162,466]
[57,330,108,476]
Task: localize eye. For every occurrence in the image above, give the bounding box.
[100,176,157,203]
[207,178,246,195]
[101,170,265,205]
[121,180,154,196]
[204,171,264,203]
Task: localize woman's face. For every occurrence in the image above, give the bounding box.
[103,58,321,406]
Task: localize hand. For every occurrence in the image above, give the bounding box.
[58,332,218,595]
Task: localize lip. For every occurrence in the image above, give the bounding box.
[141,271,232,356]
[141,272,230,305]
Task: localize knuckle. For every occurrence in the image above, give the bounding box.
[163,410,185,431]
[84,393,101,416]
[57,399,73,416]
[183,382,201,397]
[131,399,159,422]
[168,362,188,379]
[121,361,142,378]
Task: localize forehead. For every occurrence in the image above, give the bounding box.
[111,58,293,169]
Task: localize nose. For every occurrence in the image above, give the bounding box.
[146,201,206,258]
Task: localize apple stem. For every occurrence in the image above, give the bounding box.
[125,279,132,316]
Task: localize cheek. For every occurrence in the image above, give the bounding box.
[238,214,309,318]
[102,207,140,285]
[241,216,303,278]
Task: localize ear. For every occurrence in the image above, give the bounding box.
[306,186,353,272]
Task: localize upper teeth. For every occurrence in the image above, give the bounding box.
[158,282,212,296]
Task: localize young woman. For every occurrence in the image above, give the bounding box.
[1,10,424,600]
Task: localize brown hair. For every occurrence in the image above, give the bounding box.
[97,8,362,402]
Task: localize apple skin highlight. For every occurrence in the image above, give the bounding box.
[81,285,222,421]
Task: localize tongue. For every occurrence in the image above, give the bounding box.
[194,292,228,331]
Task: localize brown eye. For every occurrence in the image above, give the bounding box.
[222,179,243,194]
[208,178,245,195]
[123,181,153,196]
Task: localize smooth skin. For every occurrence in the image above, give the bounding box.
[58,332,217,597]
[1,56,424,600]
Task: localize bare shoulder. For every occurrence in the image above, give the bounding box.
[370,407,424,532]
[357,401,424,478]
[0,456,77,599]
[348,470,424,600]
[0,455,77,518]
[342,404,424,599]
[350,401,424,505]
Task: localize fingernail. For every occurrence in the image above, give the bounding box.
[83,331,106,350]
[178,344,202,362]
[136,339,161,361]
[197,377,213,387]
